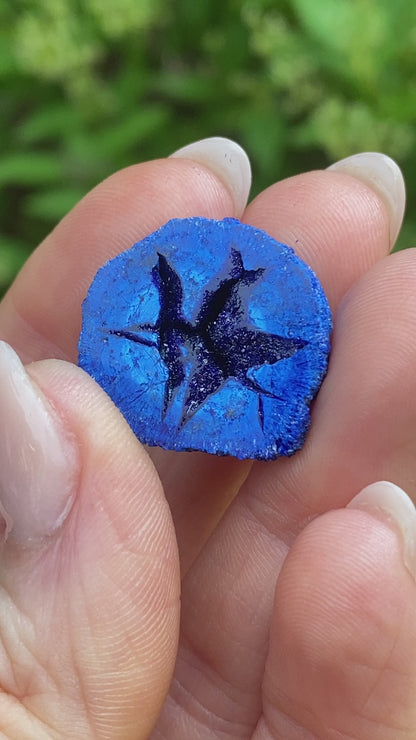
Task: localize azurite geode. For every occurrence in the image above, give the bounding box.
[78,217,332,460]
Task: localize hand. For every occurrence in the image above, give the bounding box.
[0,138,415,739]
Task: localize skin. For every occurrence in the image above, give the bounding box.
[0,157,416,738]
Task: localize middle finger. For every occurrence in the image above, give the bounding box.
[173,162,394,573]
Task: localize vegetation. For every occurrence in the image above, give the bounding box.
[1,0,415,295]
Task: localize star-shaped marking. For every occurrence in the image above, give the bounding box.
[110,249,307,430]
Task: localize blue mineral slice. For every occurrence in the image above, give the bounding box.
[78,217,332,460]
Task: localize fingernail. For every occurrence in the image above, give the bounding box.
[0,341,78,544]
[170,136,252,216]
[347,481,416,579]
[327,152,406,248]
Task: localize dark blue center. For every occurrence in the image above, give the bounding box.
[109,248,307,431]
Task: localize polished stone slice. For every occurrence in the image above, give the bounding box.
[78,217,332,460]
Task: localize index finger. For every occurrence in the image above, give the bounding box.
[0,154,241,363]
[0,138,252,575]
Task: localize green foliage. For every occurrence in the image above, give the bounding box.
[1,0,415,295]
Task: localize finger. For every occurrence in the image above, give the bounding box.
[0,342,179,738]
[0,139,251,364]
[244,152,404,310]
[154,247,416,735]
[0,137,252,574]
[150,154,405,576]
[258,482,416,740]
[156,155,403,575]
[152,155,399,575]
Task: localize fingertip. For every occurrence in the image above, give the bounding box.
[170,136,252,216]
[0,342,79,544]
[25,357,176,565]
[1,156,237,363]
[327,152,406,248]
[242,167,391,313]
[264,506,416,739]
[348,480,416,581]
[28,357,163,505]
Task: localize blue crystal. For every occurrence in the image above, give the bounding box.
[78,217,331,460]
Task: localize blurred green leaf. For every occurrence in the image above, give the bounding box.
[0,152,64,186]
[153,71,220,103]
[294,98,415,161]
[92,106,171,159]
[86,0,165,38]
[0,236,30,297]
[14,0,101,81]
[292,0,367,53]
[17,103,81,144]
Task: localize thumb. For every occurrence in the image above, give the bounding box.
[0,341,180,739]
[262,481,416,740]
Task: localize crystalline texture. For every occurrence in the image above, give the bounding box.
[78,217,332,460]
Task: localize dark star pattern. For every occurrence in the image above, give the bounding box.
[110,248,307,430]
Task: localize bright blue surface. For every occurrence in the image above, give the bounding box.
[78,217,332,460]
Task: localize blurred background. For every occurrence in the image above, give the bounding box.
[1,0,415,297]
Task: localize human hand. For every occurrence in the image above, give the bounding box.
[0,138,415,739]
